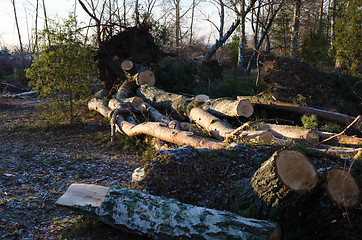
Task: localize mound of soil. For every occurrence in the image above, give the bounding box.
[262,57,361,115]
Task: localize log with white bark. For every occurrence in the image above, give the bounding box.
[189,107,273,143]
[108,96,144,110]
[137,85,254,119]
[115,114,226,149]
[203,97,254,118]
[241,96,361,130]
[56,183,281,240]
[88,97,112,118]
[253,123,320,144]
[251,149,319,206]
[324,168,360,208]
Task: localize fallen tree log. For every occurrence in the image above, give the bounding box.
[189,107,272,142]
[88,97,112,118]
[108,96,143,110]
[115,114,226,149]
[203,97,254,118]
[241,96,361,130]
[253,123,320,144]
[56,184,281,240]
[137,85,254,119]
[324,168,361,208]
[313,130,362,146]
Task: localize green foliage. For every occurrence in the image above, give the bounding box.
[301,30,329,65]
[142,15,171,48]
[301,114,319,130]
[330,0,361,76]
[26,13,97,124]
[226,28,248,67]
[155,59,267,98]
[271,7,291,56]
[292,94,310,106]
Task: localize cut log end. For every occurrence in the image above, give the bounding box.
[276,149,319,192]
[269,226,282,240]
[131,96,144,107]
[194,94,210,103]
[237,98,254,117]
[55,184,109,208]
[121,59,133,71]
[325,168,361,208]
[138,69,155,86]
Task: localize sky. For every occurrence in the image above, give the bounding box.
[0,0,88,49]
[0,0,233,51]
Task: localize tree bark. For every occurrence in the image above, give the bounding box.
[56,184,281,240]
[108,96,143,110]
[203,97,254,118]
[88,97,112,118]
[242,96,361,129]
[324,168,361,208]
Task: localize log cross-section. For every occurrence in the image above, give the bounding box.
[56,184,281,240]
[325,168,361,208]
[251,149,319,207]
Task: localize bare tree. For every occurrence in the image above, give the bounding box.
[202,0,257,62]
[11,0,24,70]
[245,0,285,74]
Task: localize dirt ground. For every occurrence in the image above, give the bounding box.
[0,94,149,239]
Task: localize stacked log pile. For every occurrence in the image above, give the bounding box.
[57,59,361,239]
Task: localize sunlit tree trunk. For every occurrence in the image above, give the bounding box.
[237,0,245,73]
[290,0,301,59]
[175,0,181,47]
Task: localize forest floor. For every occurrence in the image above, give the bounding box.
[0,86,150,239]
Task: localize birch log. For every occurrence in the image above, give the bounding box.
[115,115,226,149]
[189,107,272,142]
[137,85,254,119]
[255,123,320,144]
[108,97,144,110]
[203,97,254,118]
[88,97,112,118]
[56,184,281,240]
